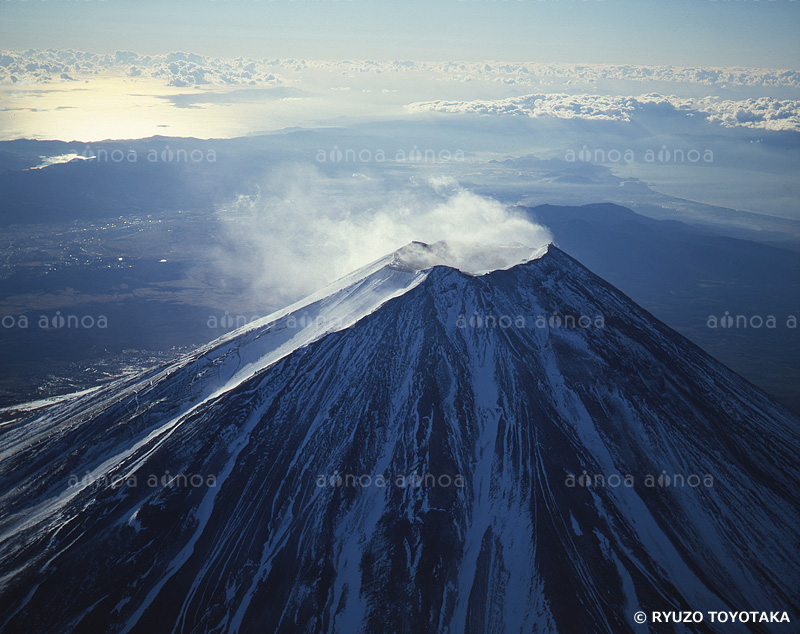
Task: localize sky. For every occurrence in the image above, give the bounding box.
[1,0,798,222]
[1,0,799,68]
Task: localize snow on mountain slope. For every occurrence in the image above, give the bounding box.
[0,242,798,634]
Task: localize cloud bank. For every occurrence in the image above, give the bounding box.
[0,50,288,88]
[405,93,800,133]
[3,49,800,90]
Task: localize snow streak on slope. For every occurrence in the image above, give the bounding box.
[0,243,798,634]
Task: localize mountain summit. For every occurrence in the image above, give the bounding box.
[0,243,798,634]
[389,240,549,274]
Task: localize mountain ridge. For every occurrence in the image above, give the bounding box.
[0,243,798,633]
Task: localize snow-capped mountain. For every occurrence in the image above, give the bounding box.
[0,242,798,634]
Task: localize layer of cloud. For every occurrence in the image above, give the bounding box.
[3,49,800,90]
[689,96,800,133]
[213,166,551,305]
[405,93,800,132]
[0,50,287,87]
[30,153,92,169]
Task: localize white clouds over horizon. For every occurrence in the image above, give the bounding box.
[3,49,800,92]
[405,93,800,133]
[3,49,800,140]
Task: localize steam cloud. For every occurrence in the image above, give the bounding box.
[213,165,552,307]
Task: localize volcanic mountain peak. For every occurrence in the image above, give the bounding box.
[165,240,555,402]
[1,241,798,634]
[389,239,551,275]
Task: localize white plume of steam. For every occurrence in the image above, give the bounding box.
[213,164,552,307]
